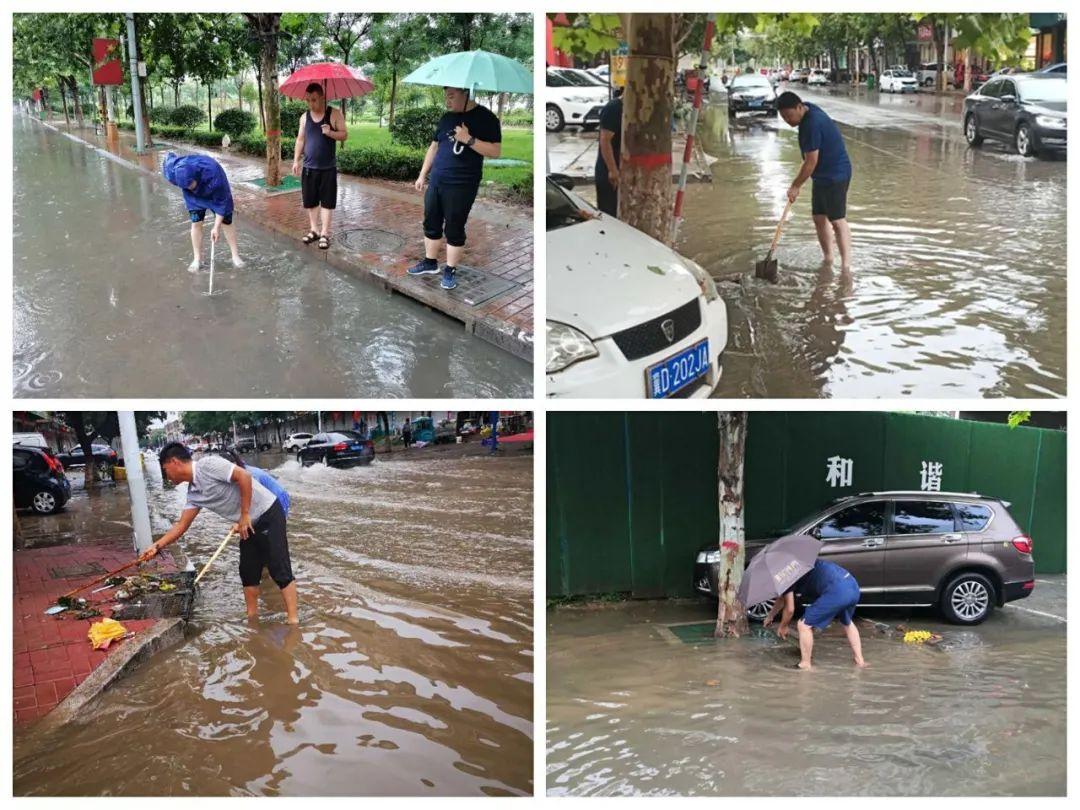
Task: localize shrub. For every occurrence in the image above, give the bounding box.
[235,133,296,160]
[169,104,206,131]
[191,131,225,148]
[501,111,534,127]
[213,108,257,139]
[279,100,309,138]
[389,106,444,150]
[506,170,533,204]
[150,123,188,139]
[148,106,173,125]
[337,144,425,181]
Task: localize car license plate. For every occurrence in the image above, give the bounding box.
[646,339,709,398]
[749,99,762,107]
[350,444,362,451]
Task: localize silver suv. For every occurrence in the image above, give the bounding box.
[694,491,1036,625]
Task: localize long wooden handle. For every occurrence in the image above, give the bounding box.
[194,529,236,585]
[768,199,795,255]
[63,556,144,599]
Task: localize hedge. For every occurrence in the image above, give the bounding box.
[213,108,257,139]
[191,131,225,148]
[148,107,173,125]
[337,144,425,181]
[169,104,206,131]
[389,106,443,150]
[235,133,297,160]
[279,100,308,138]
[501,111,534,127]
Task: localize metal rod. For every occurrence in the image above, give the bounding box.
[672,13,716,244]
[208,236,215,295]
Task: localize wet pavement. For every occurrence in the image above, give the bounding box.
[547,575,1065,796]
[684,86,1067,398]
[12,116,531,397]
[14,449,533,796]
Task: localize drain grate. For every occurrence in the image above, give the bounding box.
[338,228,406,254]
[50,562,107,579]
[412,264,520,307]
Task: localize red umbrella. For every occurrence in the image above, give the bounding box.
[279,62,374,101]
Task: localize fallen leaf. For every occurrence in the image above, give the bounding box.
[648,265,665,275]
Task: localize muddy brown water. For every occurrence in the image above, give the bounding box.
[675,87,1066,397]
[14,450,533,796]
[547,581,1065,796]
[12,115,531,398]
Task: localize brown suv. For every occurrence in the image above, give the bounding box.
[694,491,1036,625]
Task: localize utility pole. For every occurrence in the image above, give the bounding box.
[118,411,152,553]
[317,411,323,431]
[125,13,146,151]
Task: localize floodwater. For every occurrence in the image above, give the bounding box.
[14,449,534,796]
[547,577,1066,796]
[676,86,1067,398]
[12,115,531,398]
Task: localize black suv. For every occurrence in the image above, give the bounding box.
[13,445,71,514]
[695,491,1036,625]
[963,73,1066,157]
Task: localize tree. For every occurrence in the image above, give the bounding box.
[187,14,232,128]
[365,14,424,128]
[244,13,283,186]
[279,12,325,73]
[322,13,375,120]
[714,412,749,638]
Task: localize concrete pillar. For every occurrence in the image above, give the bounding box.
[124,14,146,151]
[118,411,153,553]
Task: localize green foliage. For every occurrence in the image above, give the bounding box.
[1007,411,1032,430]
[506,170,533,204]
[389,106,443,149]
[191,130,226,148]
[148,106,174,124]
[500,110,533,127]
[337,144,425,180]
[151,123,188,139]
[549,13,622,59]
[168,104,206,130]
[279,99,308,138]
[213,107,257,138]
[235,132,296,159]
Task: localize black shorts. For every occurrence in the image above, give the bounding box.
[595,174,618,217]
[301,166,337,210]
[811,179,850,222]
[238,501,294,589]
[423,183,479,247]
[189,209,232,225]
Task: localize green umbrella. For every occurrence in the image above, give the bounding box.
[402,49,533,96]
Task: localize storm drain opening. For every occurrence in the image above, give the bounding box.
[338,228,406,254]
[410,264,520,307]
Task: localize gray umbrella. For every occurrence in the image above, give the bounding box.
[736,533,823,607]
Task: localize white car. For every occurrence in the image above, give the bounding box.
[917,62,955,87]
[880,69,918,93]
[587,64,610,83]
[546,67,610,132]
[282,432,314,452]
[807,69,829,86]
[546,177,728,398]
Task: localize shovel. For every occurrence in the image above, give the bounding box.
[755,198,794,284]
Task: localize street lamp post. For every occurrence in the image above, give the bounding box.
[124,13,146,151]
[118,411,153,554]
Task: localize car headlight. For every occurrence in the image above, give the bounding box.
[1035,115,1067,130]
[546,321,598,373]
[696,550,721,564]
[683,258,720,303]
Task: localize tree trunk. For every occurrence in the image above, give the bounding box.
[388,65,398,127]
[935,25,946,92]
[208,83,213,129]
[714,411,748,638]
[254,62,266,132]
[621,13,675,244]
[58,78,70,127]
[67,77,84,128]
[258,22,282,186]
[174,82,180,107]
[963,48,972,93]
[67,413,99,489]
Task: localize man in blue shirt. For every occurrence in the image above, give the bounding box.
[763,557,867,670]
[162,153,245,273]
[220,450,290,516]
[777,92,853,270]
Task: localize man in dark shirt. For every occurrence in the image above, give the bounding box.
[778,92,853,270]
[594,89,623,217]
[408,86,502,291]
[763,557,867,670]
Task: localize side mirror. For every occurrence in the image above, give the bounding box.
[1000,94,1017,104]
[550,173,575,191]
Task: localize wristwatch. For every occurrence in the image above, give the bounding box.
[466,135,476,147]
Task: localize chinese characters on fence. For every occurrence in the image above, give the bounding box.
[823,455,944,491]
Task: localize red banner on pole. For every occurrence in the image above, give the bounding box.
[92,38,123,85]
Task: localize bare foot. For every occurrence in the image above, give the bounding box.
[187,259,201,273]
[854,659,869,668]
[286,616,300,625]
[797,661,813,670]
[232,256,246,269]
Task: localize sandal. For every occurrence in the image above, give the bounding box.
[318,235,330,250]
[301,230,318,245]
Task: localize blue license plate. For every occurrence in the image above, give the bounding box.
[646,339,709,398]
[749,99,762,107]
[350,444,362,451]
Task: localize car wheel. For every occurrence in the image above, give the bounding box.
[940,572,995,625]
[545,104,565,133]
[1015,122,1036,157]
[32,489,58,515]
[746,600,774,622]
[964,114,984,146]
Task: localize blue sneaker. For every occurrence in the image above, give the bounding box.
[441,265,458,290]
[407,257,439,276]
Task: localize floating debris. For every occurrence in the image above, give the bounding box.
[88,617,129,650]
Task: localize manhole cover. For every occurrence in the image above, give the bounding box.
[339,228,405,254]
[412,264,520,307]
[50,562,107,579]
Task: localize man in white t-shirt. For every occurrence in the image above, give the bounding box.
[140,442,299,624]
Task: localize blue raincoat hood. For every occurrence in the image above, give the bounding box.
[162,152,233,216]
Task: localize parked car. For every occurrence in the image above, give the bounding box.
[434,420,458,444]
[879,69,919,93]
[546,175,728,398]
[546,67,609,132]
[1036,62,1066,75]
[14,445,71,514]
[726,73,778,118]
[57,443,117,469]
[963,73,1067,157]
[807,68,828,86]
[789,67,809,83]
[917,62,955,87]
[297,431,375,468]
[13,432,49,449]
[586,64,611,83]
[694,491,1036,625]
[282,432,314,452]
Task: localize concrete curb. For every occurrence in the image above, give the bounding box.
[32,617,186,733]
[33,118,533,364]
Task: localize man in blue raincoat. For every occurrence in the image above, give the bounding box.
[162,152,245,272]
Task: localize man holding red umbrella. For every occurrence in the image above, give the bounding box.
[291,83,348,250]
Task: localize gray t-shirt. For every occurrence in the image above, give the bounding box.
[184,455,275,522]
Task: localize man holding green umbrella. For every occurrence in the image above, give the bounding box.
[403,50,531,291]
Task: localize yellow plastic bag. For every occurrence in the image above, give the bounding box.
[903,629,933,644]
[88,617,129,650]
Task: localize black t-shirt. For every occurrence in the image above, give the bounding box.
[595,97,623,181]
[430,104,502,187]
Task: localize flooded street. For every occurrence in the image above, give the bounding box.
[14,449,533,796]
[547,577,1065,796]
[12,116,530,398]
[677,86,1067,397]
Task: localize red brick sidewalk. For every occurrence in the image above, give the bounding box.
[38,120,533,360]
[13,538,178,725]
